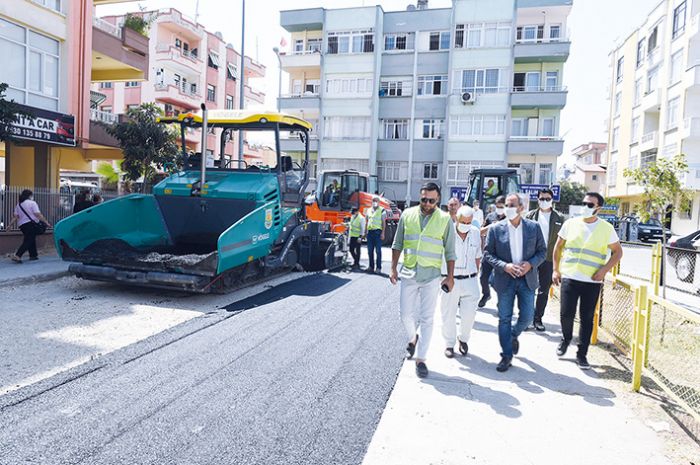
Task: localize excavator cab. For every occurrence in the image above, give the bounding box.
[466,168,521,210]
[316,170,365,211]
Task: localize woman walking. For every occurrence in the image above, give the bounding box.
[9,189,51,263]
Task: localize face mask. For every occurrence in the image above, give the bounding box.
[582,206,597,218]
[372,202,379,208]
[457,223,470,233]
[505,207,519,220]
[496,207,505,216]
[539,200,553,210]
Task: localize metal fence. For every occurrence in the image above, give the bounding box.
[599,278,635,354]
[664,245,700,296]
[618,241,655,283]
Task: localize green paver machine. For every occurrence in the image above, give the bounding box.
[53,108,345,292]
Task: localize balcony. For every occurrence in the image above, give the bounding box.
[155,43,202,73]
[510,86,568,109]
[278,94,320,112]
[244,56,266,78]
[154,82,201,109]
[641,88,661,113]
[280,8,324,33]
[92,19,149,81]
[157,8,203,41]
[684,65,700,89]
[682,118,700,141]
[507,136,564,155]
[513,40,570,63]
[244,85,265,105]
[279,50,322,70]
[89,110,121,147]
[639,131,658,152]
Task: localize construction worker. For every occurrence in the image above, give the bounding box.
[390,182,456,378]
[348,207,366,269]
[365,196,387,274]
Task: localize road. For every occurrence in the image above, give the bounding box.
[0,271,405,465]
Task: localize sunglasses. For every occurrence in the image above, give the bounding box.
[539,197,553,202]
[420,197,438,204]
[582,202,598,208]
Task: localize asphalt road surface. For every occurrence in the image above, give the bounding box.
[0,272,405,465]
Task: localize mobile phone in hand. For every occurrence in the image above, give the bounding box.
[441,283,450,293]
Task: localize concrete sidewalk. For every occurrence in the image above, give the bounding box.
[362,302,675,465]
[0,253,69,288]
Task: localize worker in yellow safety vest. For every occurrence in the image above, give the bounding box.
[390,182,456,379]
[364,196,387,274]
[348,207,366,269]
[552,191,623,370]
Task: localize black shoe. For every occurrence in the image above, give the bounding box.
[512,337,520,355]
[405,334,419,359]
[416,362,429,378]
[29,256,39,261]
[478,295,490,308]
[576,354,591,370]
[534,320,546,332]
[444,347,454,358]
[496,355,512,372]
[557,339,569,357]
[458,340,469,356]
[367,267,375,274]
[376,268,382,275]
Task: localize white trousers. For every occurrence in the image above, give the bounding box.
[399,277,440,361]
[439,277,480,347]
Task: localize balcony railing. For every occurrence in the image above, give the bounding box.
[280,92,320,98]
[512,85,567,92]
[155,82,201,98]
[155,43,200,61]
[509,135,563,141]
[90,109,119,124]
[285,49,322,56]
[641,131,657,144]
[514,29,571,44]
[94,17,122,39]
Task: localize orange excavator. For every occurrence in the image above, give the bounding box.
[305,170,401,245]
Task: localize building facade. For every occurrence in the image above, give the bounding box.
[606,0,700,235]
[96,8,266,165]
[1,0,149,188]
[279,0,572,206]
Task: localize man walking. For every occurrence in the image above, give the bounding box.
[390,182,456,378]
[484,193,546,372]
[440,206,481,358]
[472,199,484,228]
[525,188,564,331]
[478,195,507,308]
[552,192,623,369]
[447,196,460,223]
[365,196,387,274]
[348,207,366,269]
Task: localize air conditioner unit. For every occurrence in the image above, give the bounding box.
[461,92,475,104]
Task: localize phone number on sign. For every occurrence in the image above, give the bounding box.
[10,126,53,141]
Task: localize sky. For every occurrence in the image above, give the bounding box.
[99,0,663,165]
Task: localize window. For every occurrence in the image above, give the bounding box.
[377,162,405,182]
[304,79,320,94]
[207,84,216,102]
[545,71,558,91]
[636,39,645,67]
[450,115,507,138]
[32,0,60,12]
[208,50,220,69]
[225,94,234,110]
[640,151,657,169]
[634,78,642,106]
[511,118,527,137]
[0,18,60,110]
[509,163,535,183]
[384,33,411,51]
[379,78,411,97]
[325,77,374,96]
[663,142,678,157]
[670,50,683,85]
[99,82,112,89]
[125,81,139,88]
[549,25,561,41]
[307,38,322,52]
[667,96,680,130]
[539,163,553,184]
[327,30,374,54]
[612,127,620,151]
[428,31,450,51]
[592,174,598,181]
[423,163,439,180]
[516,25,544,42]
[608,161,617,186]
[382,119,409,140]
[323,116,372,140]
[456,69,501,94]
[648,26,658,51]
[673,1,687,39]
[541,118,555,137]
[175,38,182,48]
[417,75,447,96]
[632,116,640,142]
[647,66,659,93]
[614,92,622,116]
[226,62,238,80]
[616,56,624,82]
[294,39,304,53]
[419,119,445,139]
[454,23,511,48]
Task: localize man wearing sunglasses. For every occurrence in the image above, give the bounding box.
[525,188,564,332]
[484,193,546,372]
[390,182,456,378]
[552,192,622,369]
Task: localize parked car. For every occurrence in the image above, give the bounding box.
[667,229,700,283]
[636,218,672,242]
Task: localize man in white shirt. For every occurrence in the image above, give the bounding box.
[472,200,484,229]
[440,206,482,358]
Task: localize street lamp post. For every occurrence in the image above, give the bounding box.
[273,46,281,112]
[238,0,246,162]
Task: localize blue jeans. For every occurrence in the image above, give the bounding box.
[496,278,535,358]
[366,229,382,270]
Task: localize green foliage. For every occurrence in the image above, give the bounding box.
[95,161,122,188]
[0,82,31,143]
[623,153,693,223]
[106,103,181,185]
[558,180,588,214]
[123,13,151,37]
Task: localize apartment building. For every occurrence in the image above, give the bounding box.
[606,0,700,235]
[97,8,266,164]
[1,0,149,188]
[279,0,571,206]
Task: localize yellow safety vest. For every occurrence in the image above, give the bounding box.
[560,217,613,279]
[349,214,363,238]
[366,207,384,230]
[402,206,450,270]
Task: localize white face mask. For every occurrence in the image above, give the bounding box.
[372,202,379,208]
[457,223,471,233]
[539,200,553,210]
[496,207,505,216]
[582,206,597,218]
[505,207,519,220]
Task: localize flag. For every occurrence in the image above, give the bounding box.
[280,37,287,47]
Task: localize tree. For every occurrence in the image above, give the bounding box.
[106,103,181,187]
[557,180,588,214]
[95,161,122,191]
[0,82,31,143]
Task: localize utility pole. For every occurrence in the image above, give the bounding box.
[273,47,281,112]
[238,0,246,162]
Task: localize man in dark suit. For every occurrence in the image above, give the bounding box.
[484,193,546,372]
